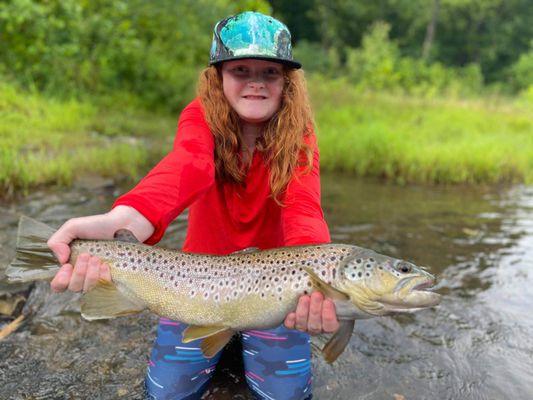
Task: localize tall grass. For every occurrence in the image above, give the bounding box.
[311,77,533,184]
[0,81,175,196]
[1,76,532,198]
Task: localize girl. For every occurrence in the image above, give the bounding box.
[47,11,339,400]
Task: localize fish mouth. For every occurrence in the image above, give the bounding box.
[379,277,441,312]
[411,279,436,292]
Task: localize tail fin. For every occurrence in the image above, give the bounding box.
[5,216,59,283]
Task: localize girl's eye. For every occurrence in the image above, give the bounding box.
[264,68,281,77]
[231,67,249,75]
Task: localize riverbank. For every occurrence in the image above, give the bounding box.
[311,77,533,184]
[0,81,175,196]
[1,78,531,196]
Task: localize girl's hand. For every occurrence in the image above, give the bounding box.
[50,254,111,293]
[47,206,154,293]
[284,292,340,335]
[47,215,114,293]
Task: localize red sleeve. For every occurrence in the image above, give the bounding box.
[112,99,215,245]
[281,132,331,246]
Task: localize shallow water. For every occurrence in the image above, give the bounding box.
[1,174,532,399]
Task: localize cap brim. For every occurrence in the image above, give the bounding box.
[210,55,301,69]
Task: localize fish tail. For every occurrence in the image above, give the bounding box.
[5,216,59,283]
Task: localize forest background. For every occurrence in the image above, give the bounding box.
[1,0,532,195]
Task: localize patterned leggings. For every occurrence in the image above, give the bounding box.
[145,318,312,400]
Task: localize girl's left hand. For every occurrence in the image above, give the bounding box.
[284,292,340,335]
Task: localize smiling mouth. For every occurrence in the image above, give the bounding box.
[243,95,267,100]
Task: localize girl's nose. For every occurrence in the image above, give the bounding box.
[248,80,265,90]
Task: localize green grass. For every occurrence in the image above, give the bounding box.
[0,81,175,196]
[1,76,532,198]
[310,76,533,184]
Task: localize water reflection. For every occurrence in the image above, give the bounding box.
[0,175,532,399]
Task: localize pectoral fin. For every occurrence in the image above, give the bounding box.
[322,320,355,364]
[303,267,349,300]
[81,279,145,320]
[114,229,140,243]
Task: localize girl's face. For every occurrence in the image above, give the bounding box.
[221,59,284,125]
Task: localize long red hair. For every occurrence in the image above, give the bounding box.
[197,65,314,204]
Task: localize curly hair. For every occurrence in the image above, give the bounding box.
[197,65,315,204]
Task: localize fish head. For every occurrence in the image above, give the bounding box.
[338,249,441,316]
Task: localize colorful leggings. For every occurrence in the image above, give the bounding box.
[145,318,312,400]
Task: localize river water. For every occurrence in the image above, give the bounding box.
[1,174,532,399]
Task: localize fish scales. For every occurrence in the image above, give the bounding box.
[7,216,440,363]
[69,241,352,329]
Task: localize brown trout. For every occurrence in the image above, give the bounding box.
[6,216,441,363]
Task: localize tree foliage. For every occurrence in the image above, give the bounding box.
[0,0,530,109]
[0,0,271,109]
[271,0,532,88]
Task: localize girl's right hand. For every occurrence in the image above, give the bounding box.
[49,252,111,293]
[47,215,113,293]
[47,206,155,294]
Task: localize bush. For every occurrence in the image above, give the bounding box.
[508,42,533,92]
[344,22,484,97]
[293,40,341,76]
[0,0,271,110]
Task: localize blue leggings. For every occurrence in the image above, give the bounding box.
[145,318,312,400]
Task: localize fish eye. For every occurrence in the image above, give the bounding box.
[395,262,412,274]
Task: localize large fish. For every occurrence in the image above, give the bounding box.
[6,216,441,363]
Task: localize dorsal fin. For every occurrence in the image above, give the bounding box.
[231,247,259,255]
[114,229,139,243]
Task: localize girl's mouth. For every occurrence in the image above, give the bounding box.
[243,95,267,100]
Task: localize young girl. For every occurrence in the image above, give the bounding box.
[47,11,339,400]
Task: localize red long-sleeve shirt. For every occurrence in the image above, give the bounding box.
[112,99,330,255]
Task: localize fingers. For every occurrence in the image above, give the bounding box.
[286,293,340,335]
[47,219,78,264]
[83,256,101,293]
[294,295,310,331]
[99,262,112,282]
[50,264,74,293]
[68,253,90,292]
[307,292,324,335]
[322,299,340,334]
[284,312,296,330]
[69,254,112,293]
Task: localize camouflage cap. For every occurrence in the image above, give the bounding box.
[209,11,301,69]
